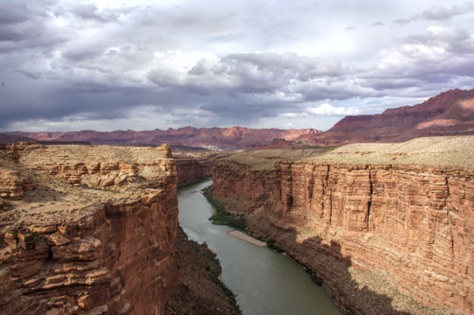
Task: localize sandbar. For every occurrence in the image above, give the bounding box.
[228,230,267,247]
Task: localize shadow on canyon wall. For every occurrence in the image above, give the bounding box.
[284,233,414,315]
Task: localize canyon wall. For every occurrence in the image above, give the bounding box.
[0,145,178,314]
[210,144,474,315]
[175,157,209,187]
[0,144,178,314]
[0,143,240,315]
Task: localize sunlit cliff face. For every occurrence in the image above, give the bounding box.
[415,96,474,129]
[415,119,459,129]
[460,97,474,110]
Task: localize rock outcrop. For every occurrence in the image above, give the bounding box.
[0,143,240,314]
[0,144,179,314]
[0,169,35,199]
[210,137,474,315]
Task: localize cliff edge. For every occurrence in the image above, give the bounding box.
[0,143,237,315]
[210,136,474,315]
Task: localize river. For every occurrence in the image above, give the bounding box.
[178,180,342,315]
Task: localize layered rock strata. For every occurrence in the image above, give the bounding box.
[0,144,179,314]
[210,137,474,315]
[175,158,207,187]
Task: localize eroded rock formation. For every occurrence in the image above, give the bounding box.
[175,158,207,187]
[0,144,178,314]
[210,137,474,315]
[0,143,238,314]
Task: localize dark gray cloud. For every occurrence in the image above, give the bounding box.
[0,2,30,25]
[0,0,473,132]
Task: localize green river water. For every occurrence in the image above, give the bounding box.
[178,180,342,315]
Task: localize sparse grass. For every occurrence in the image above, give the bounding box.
[219,136,474,170]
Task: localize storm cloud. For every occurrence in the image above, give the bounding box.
[1,0,473,132]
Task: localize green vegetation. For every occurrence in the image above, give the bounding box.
[202,188,246,230]
[308,272,324,286]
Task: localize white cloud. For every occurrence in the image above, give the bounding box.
[307,103,361,116]
[281,112,309,118]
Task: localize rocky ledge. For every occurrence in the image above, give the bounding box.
[0,143,236,314]
[210,136,474,315]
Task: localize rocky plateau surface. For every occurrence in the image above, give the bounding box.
[0,143,233,314]
[210,136,474,315]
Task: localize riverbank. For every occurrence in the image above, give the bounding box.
[166,228,241,315]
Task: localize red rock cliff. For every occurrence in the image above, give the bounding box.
[175,157,208,187]
[0,144,179,314]
[210,139,474,315]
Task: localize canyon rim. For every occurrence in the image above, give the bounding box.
[210,136,474,315]
[0,143,237,314]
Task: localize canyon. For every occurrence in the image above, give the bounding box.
[210,136,474,315]
[0,143,236,314]
[1,86,474,315]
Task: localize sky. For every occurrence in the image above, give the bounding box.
[1,0,473,132]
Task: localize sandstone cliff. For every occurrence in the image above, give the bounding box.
[210,136,474,315]
[174,151,225,187]
[0,143,178,314]
[0,143,238,314]
[175,158,209,187]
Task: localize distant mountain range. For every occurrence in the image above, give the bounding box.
[0,133,37,144]
[4,127,320,150]
[2,87,473,149]
[309,87,474,144]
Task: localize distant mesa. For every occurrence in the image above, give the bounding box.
[0,133,37,144]
[6,127,321,150]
